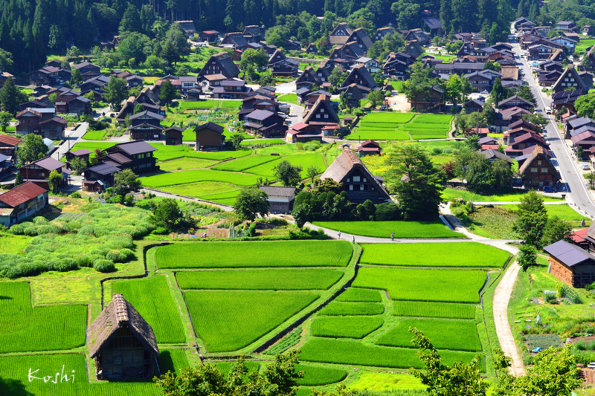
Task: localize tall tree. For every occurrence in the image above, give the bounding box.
[513,190,548,248]
[103,77,129,110]
[234,187,270,221]
[17,134,48,167]
[0,78,27,115]
[384,145,445,220]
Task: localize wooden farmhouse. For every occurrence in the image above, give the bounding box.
[544,240,595,288]
[165,126,183,145]
[518,145,559,189]
[258,186,296,214]
[0,182,48,227]
[198,52,240,80]
[195,122,225,150]
[87,294,159,380]
[320,148,391,203]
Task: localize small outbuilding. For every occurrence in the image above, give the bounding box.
[165,126,184,146]
[544,240,595,288]
[87,294,159,381]
[258,186,296,214]
[195,122,225,150]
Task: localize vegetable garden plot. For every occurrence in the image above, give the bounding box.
[184,290,319,352]
[377,318,481,351]
[393,301,476,319]
[299,338,480,369]
[311,316,384,338]
[353,267,487,303]
[155,240,353,269]
[176,269,344,290]
[111,276,186,343]
[0,282,87,353]
[359,243,509,268]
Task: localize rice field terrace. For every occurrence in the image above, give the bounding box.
[345,112,454,141]
[312,220,462,238]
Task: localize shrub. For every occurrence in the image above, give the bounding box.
[93,259,116,273]
[586,281,595,291]
[70,192,82,198]
[545,293,558,304]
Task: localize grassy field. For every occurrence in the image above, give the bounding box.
[155,241,353,269]
[575,38,595,56]
[336,288,382,302]
[158,182,241,206]
[466,206,517,239]
[300,338,479,369]
[111,276,186,343]
[0,232,31,254]
[139,168,261,188]
[348,372,425,392]
[296,364,348,386]
[82,129,107,140]
[359,242,509,268]
[353,267,487,303]
[311,316,384,338]
[319,301,385,315]
[443,188,563,202]
[277,93,298,105]
[0,351,189,395]
[393,301,476,319]
[211,155,279,172]
[313,220,461,239]
[378,318,481,351]
[176,269,344,290]
[0,282,87,353]
[184,290,318,352]
[500,203,591,227]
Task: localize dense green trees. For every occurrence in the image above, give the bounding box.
[0,79,27,115]
[575,92,595,119]
[275,161,303,187]
[17,134,48,167]
[384,145,446,220]
[234,187,270,221]
[454,151,513,193]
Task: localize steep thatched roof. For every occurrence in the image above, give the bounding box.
[87,294,159,358]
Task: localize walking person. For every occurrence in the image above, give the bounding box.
[337,231,341,239]
[352,236,355,243]
[391,232,394,241]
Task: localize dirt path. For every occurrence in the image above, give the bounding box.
[493,260,526,376]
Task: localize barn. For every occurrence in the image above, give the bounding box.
[87,294,159,380]
[544,240,595,288]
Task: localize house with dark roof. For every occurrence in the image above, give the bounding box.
[0,182,48,226]
[212,79,252,99]
[552,65,590,94]
[423,15,443,35]
[552,89,583,112]
[199,30,219,42]
[480,149,513,165]
[375,26,395,41]
[295,66,321,90]
[302,95,340,127]
[244,110,286,138]
[341,65,377,92]
[106,141,158,174]
[408,85,445,112]
[320,148,391,203]
[463,99,484,113]
[16,108,66,139]
[519,146,559,189]
[338,84,366,108]
[329,42,365,64]
[72,61,101,79]
[88,294,159,380]
[165,126,183,146]
[556,21,577,32]
[565,117,595,139]
[258,186,295,214]
[497,95,534,111]
[174,20,197,37]
[65,149,91,169]
[465,70,501,91]
[329,23,353,46]
[346,28,373,53]
[83,163,121,192]
[267,49,299,77]
[20,157,70,189]
[544,240,595,288]
[195,122,225,150]
[198,52,240,79]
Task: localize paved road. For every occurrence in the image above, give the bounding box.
[52,122,89,160]
[512,43,595,218]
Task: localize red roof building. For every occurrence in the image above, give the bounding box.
[0,182,48,226]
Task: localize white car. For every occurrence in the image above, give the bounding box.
[545,107,552,114]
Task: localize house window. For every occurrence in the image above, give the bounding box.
[360,185,364,191]
[349,185,353,191]
[531,168,538,173]
[542,167,548,173]
[353,176,361,182]
[363,178,367,182]
[537,160,542,165]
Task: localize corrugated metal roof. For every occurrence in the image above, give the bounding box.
[0,182,47,208]
[544,240,594,267]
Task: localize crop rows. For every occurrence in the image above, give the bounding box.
[393,301,476,319]
[311,316,384,338]
[319,301,385,316]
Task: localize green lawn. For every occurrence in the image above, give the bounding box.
[300,338,480,369]
[443,188,563,202]
[359,242,509,268]
[159,182,241,205]
[353,267,487,303]
[313,220,461,239]
[211,155,279,172]
[111,276,186,343]
[378,318,481,351]
[158,157,218,171]
[176,269,344,290]
[389,80,404,91]
[296,364,348,386]
[0,282,87,353]
[184,290,319,352]
[82,129,107,140]
[277,93,298,105]
[500,203,591,228]
[311,316,384,338]
[150,143,251,161]
[0,233,31,254]
[393,301,476,319]
[154,241,353,269]
[575,38,595,56]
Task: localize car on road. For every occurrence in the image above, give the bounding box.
[583,164,591,171]
[545,106,552,114]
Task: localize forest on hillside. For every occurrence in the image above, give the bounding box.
[0,0,593,73]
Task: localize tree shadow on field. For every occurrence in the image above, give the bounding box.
[0,295,12,300]
[0,377,33,396]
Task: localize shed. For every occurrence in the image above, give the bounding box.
[544,240,595,288]
[87,294,159,380]
[258,186,296,214]
[165,126,183,146]
[195,122,225,150]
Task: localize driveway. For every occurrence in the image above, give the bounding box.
[52,122,89,160]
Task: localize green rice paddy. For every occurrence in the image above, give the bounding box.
[393,301,476,319]
[346,113,453,141]
[154,241,353,269]
[311,316,384,338]
[313,220,461,238]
